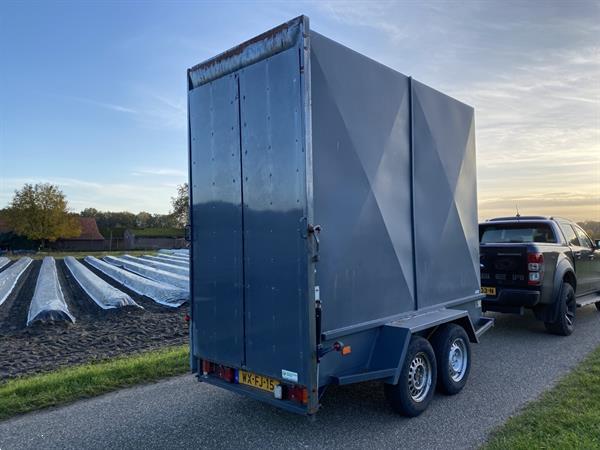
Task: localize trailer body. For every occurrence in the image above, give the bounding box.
[188,16,492,415]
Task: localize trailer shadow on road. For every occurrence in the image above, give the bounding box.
[2,308,600,450]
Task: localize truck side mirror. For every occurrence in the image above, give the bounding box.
[595,240,600,250]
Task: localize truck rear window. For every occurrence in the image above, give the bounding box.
[480,223,557,244]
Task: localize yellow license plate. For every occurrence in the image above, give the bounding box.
[481,286,496,296]
[238,370,279,393]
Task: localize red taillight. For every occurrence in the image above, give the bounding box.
[201,360,213,375]
[527,252,544,285]
[285,386,308,405]
[201,360,235,383]
[215,366,235,383]
[184,314,190,322]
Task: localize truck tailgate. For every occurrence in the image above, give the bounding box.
[479,245,528,291]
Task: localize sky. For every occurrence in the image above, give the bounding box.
[0,0,598,221]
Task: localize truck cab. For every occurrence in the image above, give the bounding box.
[479,216,600,335]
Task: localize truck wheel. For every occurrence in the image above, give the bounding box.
[430,324,471,395]
[544,282,576,336]
[384,336,436,417]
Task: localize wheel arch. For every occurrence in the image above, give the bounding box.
[555,256,577,294]
[562,270,576,293]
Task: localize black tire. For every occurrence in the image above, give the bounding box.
[384,336,437,417]
[595,301,600,312]
[544,282,576,336]
[430,324,471,395]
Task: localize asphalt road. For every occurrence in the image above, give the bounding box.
[2,307,600,450]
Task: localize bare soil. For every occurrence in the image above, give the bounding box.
[0,259,188,381]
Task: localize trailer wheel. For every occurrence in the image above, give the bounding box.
[544,282,575,336]
[431,324,471,395]
[384,336,436,417]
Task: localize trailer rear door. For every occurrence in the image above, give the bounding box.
[190,45,313,386]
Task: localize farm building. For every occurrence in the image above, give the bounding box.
[51,217,106,251]
[0,217,106,252]
[123,228,186,250]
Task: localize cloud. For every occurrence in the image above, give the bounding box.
[61,90,186,130]
[0,177,178,214]
[313,0,407,42]
[131,167,187,177]
[67,96,139,115]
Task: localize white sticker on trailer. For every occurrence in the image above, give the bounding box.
[282,369,298,383]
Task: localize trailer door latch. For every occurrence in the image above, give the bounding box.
[308,224,321,262]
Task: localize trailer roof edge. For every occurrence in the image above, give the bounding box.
[188,15,307,90]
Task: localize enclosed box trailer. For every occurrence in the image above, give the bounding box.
[188,15,493,417]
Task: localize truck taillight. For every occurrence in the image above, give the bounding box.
[527,252,544,286]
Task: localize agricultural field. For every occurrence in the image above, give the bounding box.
[0,250,190,380]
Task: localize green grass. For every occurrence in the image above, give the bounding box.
[0,345,189,421]
[484,345,600,449]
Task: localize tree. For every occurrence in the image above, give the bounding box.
[171,183,189,227]
[80,207,99,218]
[579,221,600,240]
[136,211,153,228]
[5,183,80,247]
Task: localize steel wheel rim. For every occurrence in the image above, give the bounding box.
[448,338,468,382]
[408,352,432,402]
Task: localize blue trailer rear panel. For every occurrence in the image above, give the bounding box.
[188,16,489,416]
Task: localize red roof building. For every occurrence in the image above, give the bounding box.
[72,217,105,241]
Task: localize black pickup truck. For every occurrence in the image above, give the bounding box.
[479,216,600,335]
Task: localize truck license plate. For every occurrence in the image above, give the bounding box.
[481,287,496,296]
[238,370,278,393]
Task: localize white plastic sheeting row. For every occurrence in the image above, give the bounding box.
[141,255,189,268]
[0,257,33,306]
[121,255,189,277]
[158,249,189,257]
[0,257,10,271]
[162,255,189,263]
[104,256,189,290]
[65,257,140,309]
[27,257,75,325]
[85,256,187,307]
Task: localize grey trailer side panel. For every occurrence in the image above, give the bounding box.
[310,32,415,333]
[412,80,480,308]
[239,46,311,384]
[189,73,245,366]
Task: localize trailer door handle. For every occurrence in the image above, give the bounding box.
[308,224,321,262]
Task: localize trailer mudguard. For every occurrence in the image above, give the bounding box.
[332,308,479,386]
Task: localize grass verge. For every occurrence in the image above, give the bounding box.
[484,344,600,449]
[0,345,189,421]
